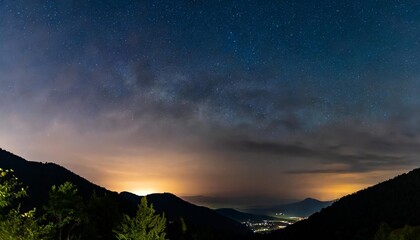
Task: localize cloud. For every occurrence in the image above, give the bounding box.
[2,0,420,203]
[223,139,316,157]
[216,117,420,175]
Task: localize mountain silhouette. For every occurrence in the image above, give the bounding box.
[121,192,252,239]
[215,208,277,222]
[0,148,251,240]
[0,148,116,209]
[264,168,420,240]
[247,197,333,217]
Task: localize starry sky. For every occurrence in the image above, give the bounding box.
[1,0,420,207]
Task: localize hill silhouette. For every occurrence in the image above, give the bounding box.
[264,168,420,240]
[0,148,115,209]
[247,197,334,217]
[0,148,252,240]
[215,208,277,222]
[121,192,252,239]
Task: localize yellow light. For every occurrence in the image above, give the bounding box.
[132,189,158,196]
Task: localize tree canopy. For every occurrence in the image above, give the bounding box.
[0,168,48,240]
[114,197,166,240]
[0,168,167,240]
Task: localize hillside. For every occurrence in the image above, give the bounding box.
[0,148,115,209]
[0,148,252,240]
[264,168,420,240]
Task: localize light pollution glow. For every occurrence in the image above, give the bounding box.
[0,122,411,206]
[1,1,420,207]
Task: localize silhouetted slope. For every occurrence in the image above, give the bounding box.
[279,198,333,217]
[0,148,252,240]
[247,197,333,217]
[121,192,253,240]
[265,168,420,240]
[215,208,277,222]
[0,148,135,240]
[0,148,117,209]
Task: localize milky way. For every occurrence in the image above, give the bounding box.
[1,0,420,207]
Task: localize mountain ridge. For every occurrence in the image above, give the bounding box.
[264,167,420,240]
[120,192,251,235]
[215,208,277,223]
[0,148,252,240]
[246,197,334,217]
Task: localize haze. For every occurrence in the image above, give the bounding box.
[1,0,419,207]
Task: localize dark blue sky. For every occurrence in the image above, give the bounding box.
[1,0,420,206]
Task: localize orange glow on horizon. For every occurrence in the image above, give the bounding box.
[0,130,410,204]
[131,189,160,196]
[301,170,409,201]
[104,178,184,196]
[316,183,368,200]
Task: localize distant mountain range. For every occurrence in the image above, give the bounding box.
[215,198,334,223]
[215,208,277,223]
[182,195,287,209]
[246,197,334,217]
[0,148,251,240]
[184,195,333,218]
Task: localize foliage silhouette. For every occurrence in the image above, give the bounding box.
[0,168,49,240]
[43,182,85,240]
[114,197,166,240]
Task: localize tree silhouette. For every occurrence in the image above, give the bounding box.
[0,168,48,240]
[43,182,85,240]
[114,197,166,240]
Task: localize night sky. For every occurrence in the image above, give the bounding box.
[1,0,420,207]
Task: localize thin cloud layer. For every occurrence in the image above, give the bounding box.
[1,0,420,206]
